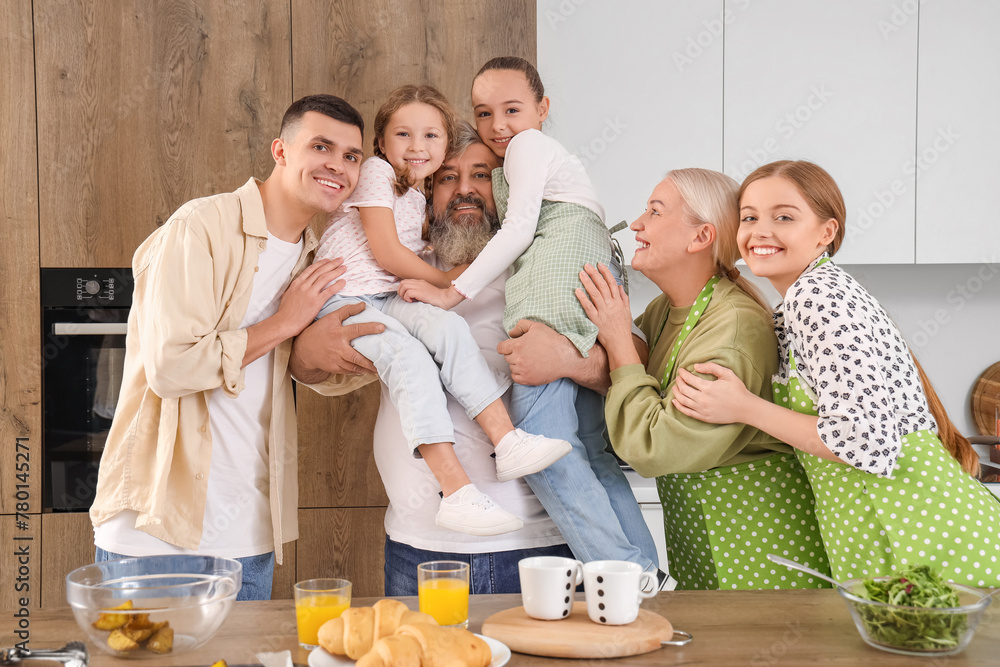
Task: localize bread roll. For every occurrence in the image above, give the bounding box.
[317,601,438,659]
[395,623,491,667]
[355,634,423,667]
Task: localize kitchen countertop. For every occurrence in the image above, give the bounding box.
[3,590,998,666]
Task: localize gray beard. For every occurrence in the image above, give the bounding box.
[427,204,500,266]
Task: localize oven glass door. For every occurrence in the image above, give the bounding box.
[43,308,127,510]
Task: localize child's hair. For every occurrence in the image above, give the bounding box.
[738,160,846,255]
[740,160,978,476]
[666,168,770,312]
[279,94,364,140]
[475,56,545,103]
[373,85,460,196]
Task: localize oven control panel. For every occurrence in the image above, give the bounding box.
[41,268,134,309]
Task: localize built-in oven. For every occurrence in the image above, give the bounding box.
[41,268,133,511]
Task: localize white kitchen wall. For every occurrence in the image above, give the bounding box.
[538,0,1000,435]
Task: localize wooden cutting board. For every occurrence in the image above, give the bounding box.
[972,362,1000,436]
[480,602,674,658]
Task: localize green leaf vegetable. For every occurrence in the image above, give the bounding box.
[853,564,967,651]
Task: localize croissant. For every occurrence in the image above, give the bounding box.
[317,599,438,660]
[360,622,490,667]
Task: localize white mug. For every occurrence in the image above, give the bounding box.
[582,560,657,625]
[518,556,583,620]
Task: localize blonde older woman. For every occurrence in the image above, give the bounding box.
[575,168,830,590]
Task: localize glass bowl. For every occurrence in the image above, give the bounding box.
[837,577,993,656]
[66,555,242,658]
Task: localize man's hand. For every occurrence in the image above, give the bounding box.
[274,258,347,338]
[499,319,613,394]
[398,280,465,310]
[290,302,383,383]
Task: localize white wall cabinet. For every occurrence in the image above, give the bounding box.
[915,2,1000,263]
[538,0,724,263]
[723,0,918,264]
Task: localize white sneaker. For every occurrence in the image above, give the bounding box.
[494,429,572,482]
[435,484,524,536]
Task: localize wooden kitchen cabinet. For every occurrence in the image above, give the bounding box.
[723,0,918,264]
[537,0,724,262]
[33,0,292,268]
[916,1,1000,263]
[0,0,41,515]
[40,512,93,608]
[296,508,388,598]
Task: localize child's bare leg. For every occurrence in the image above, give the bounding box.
[473,398,516,446]
[417,442,471,496]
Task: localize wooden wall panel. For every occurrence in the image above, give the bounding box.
[40,512,94,608]
[297,507,387,597]
[0,0,41,516]
[272,540,297,600]
[34,0,293,268]
[1,515,41,610]
[291,0,536,141]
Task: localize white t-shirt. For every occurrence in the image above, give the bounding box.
[315,157,428,296]
[95,232,303,558]
[452,129,605,300]
[375,255,566,553]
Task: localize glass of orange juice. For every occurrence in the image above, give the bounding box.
[417,561,470,628]
[294,578,352,649]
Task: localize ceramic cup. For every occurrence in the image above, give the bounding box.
[518,556,584,620]
[582,560,657,625]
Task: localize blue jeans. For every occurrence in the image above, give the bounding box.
[383,536,575,595]
[94,547,274,601]
[318,293,508,451]
[513,379,659,571]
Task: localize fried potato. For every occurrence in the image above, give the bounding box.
[93,600,135,631]
[119,619,156,644]
[146,625,174,654]
[107,628,141,652]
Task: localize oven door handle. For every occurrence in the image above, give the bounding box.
[51,322,128,336]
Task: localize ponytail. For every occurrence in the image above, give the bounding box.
[911,355,980,476]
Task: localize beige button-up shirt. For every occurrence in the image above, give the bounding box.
[90,178,318,564]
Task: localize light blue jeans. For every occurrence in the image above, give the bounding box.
[514,379,659,571]
[94,547,274,601]
[317,292,509,451]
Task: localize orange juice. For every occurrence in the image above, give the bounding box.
[418,578,469,626]
[295,593,350,647]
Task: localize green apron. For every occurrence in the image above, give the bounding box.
[651,278,832,590]
[772,349,1000,586]
[491,170,612,355]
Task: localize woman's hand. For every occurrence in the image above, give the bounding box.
[575,263,640,370]
[398,280,465,310]
[672,362,757,424]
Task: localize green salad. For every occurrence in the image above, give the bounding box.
[853,564,967,651]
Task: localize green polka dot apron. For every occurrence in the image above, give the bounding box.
[653,278,832,590]
[773,349,1000,587]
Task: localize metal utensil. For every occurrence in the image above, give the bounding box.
[0,642,88,667]
[766,554,852,592]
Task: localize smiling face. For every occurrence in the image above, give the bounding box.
[431,141,501,223]
[630,178,700,280]
[377,102,449,183]
[738,176,839,294]
[471,69,549,158]
[275,110,363,216]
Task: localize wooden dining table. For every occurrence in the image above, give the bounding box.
[4,590,998,666]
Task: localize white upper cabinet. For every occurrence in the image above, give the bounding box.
[537,0,723,263]
[723,0,918,264]
[916,2,1000,264]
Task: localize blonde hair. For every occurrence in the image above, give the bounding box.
[739,160,977,475]
[738,160,846,255]
[373,85,460,196]
[666,168,770,311]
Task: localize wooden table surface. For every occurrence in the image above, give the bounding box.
[4,591,998,666]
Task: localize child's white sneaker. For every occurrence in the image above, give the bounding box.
[435,484,524,536]
[494,429,572,482]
